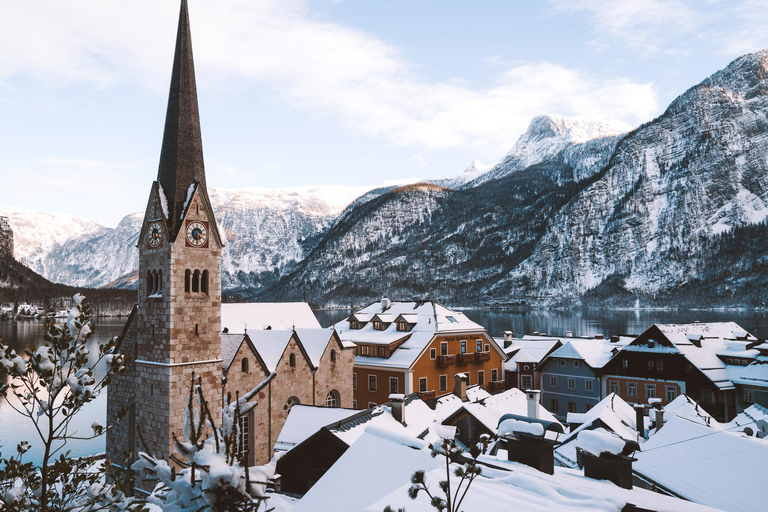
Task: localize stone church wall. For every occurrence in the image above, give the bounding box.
[0,216,13,260]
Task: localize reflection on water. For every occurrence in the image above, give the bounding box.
[3,308,766,465]
[0,318,124,466]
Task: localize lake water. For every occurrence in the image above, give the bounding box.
[3,308,767,466]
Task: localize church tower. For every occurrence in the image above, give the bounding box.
[107,0,223,477]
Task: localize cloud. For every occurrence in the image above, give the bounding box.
[0,0,658,154]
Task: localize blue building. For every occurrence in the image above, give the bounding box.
[538,338,629,421]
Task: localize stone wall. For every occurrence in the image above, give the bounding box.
[0,216,13,260]
[314,337,355,409]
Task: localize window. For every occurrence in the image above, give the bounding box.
[378,346,386,358]
[657,360,664,371]
[584,403,593,412]
[353,400,357,409]
[623,359,629,368]
[192,270,200,293]
[476,340,483,352]
[446,316,458,323]
[485,344,490,352]
[628,382,637,397]
[349,319,360,330]
[648,360,655,371]
[550,399,559,412]
[646,384,656,399]
[330,349,336,363]
[460,340,467,354]
[558,359,566,367]
[521,375,532,389]
[289,353,296,368]
[701,388,715,403]
[430,348,437,360]
[390,377,399,394]
[585,380,593,392]
[550,376,557,387]
[285,396,300,412]
[352,373,357,390]
[573,360,580,368]
[727,358,733,364]
[241,358,249,374]
[568,402,577,413]
[419,377,427,393]
[440,342,448,356]
[326,390,340,408]
[146,270,152,296]
[745,390,755,404]
[609,381,619,395]
[439,375,448,391]
[368,375,377,391]
[185,269,191,293]
[397,321,407,332]
[373,320,382,331]
[491,369,498,382]
[666,386,677,401]
[201,270,209,295]
[568,378,576,389]
[478,371,485,386]
[157,270,163,293]
[237,414,250,465]
[368,402,377,409]
[360,345,370,356]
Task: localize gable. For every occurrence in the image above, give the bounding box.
[176,183,224,248]
[136,182,171,250]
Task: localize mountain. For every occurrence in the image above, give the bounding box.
[262,51,768,308]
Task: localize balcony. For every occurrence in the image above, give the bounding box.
[458,353,475,365]
[417,390,436,401]
[488,381,506,393]
[476,351,491,363]
[437,354,456,367]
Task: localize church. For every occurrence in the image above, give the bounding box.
[106,0,354,484]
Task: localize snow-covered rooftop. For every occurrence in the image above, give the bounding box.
[725,361,768,389]
[545,338,630,369]
[221,332,246,370]
[634,415,768,512]
[221,302,321,334]
[245,330,296,372]
[451,388,560,434]
[273,405,358,452]
[293,328,335,367]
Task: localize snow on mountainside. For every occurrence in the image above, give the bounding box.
[467,114,632,187]
[264,50,768,308]
[430,159,496,189]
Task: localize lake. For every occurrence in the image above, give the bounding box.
[3,307,767,466]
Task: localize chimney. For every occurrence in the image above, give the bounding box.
[610,335,619,343]
[655,408,665,432]
[526,389,540,419]
[498,414,563,475]
[595,334,604,340]
[577,431,639,490]
[533,331,540,336]
[454,373,468,401]
[504,331,514,348]
[649,399,664,432]
[381,297,391,311]
[634,404,647,440]
[565,331,574,338]
[389,394,406,425]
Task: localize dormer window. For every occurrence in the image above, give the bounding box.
[373,320,383,331]
[349,319,360,330]
[397,321,407,332]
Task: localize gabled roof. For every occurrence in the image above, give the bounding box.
[274,405,358,452]
[634,415,768,512]
[726,360,768,389]
[543,338,630,370]
[221,302,321,334]
[221,332,246,370]
[293,328,341,367]
[443,388,560,434]
[246,329,313,373]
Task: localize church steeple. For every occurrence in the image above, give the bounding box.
[157,0,206,239]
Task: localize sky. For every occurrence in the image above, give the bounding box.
[2,0,768,227]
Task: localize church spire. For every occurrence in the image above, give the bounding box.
[157,0,206,238]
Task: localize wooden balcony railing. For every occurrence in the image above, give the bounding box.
[476,351,491,362]
[488,381,506,393]
[458,353,475,364]
[417,390,436,401]
[437,354,456,367]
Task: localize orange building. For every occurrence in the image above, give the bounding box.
[334,299,507,408]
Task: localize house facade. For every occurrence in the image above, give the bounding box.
[502,336,563,390]
[335,300,507,408]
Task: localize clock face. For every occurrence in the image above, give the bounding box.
[186,221,208,247]
[148,221,163,248]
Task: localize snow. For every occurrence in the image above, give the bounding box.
[274,405,358,452]
[546,338,631,369]
[634,415,768,512]
[157,183,169,219]
[181,182,196,220]
[221,302,320,334]
[498,418,545,437]
[293,328,336,367]
[577,430,627,457]
[245,330,297,372]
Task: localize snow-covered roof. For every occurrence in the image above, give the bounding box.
[366,449,718,512]
[221,302,321,334]
[634,415,768,512]
[221,332,246,370]
[449,388,560,434]
[291,430,442,512]
[656,322,757,344]
[726,361,768,389]
[546,338,629,369]
[293,328,335,367]
[273,405,358,452]
[246,330,296,372]
[433,386,491,420]
[354,331,434,369]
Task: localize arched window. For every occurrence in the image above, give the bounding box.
[202,270,209,295]
[289,353,296,368]
[192,270,200,293]
[146,270,152,297]
[157,269,163,293]
[330,349,337,363]
[284,396,301,412]
[326,390,340,408]
[185,269,191,293]
[153,270,159,295]
[241,358,249,374]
